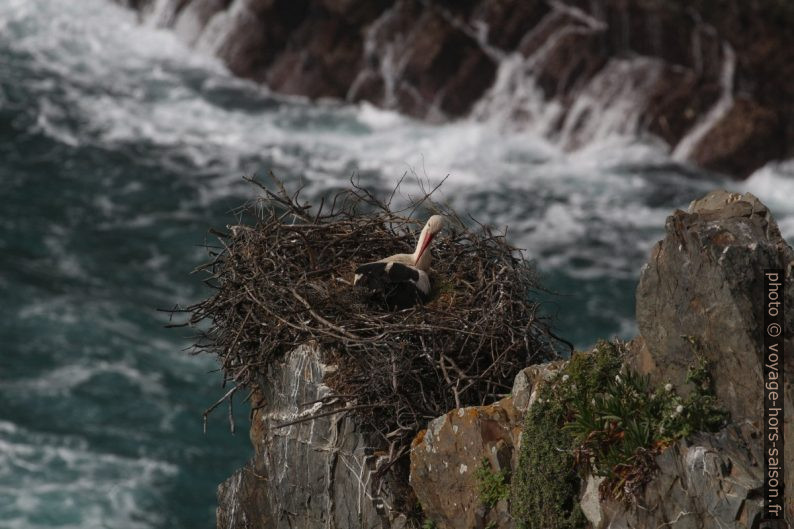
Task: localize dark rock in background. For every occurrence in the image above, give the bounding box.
[632,189,794,523]
[119,0,793,178]
[689,97,783,178]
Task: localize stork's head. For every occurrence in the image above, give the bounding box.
[413,215,445,270]
[425,215,446,235]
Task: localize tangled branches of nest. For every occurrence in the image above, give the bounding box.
[185,176,566,466]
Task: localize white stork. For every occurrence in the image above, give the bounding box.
[353,215,445,309]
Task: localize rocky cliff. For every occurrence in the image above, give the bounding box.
[119,0,792,178]
[412,190,792,528]
[214,190,792,528]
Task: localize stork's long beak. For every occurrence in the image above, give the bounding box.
[414,233,434,264]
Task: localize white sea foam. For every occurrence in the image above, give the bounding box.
[740,160,794,241]
[2,1,792,524]
[0,423,176,529]
[6,361,167,398]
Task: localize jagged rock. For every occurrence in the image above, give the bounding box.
[217,344,409,529]
[584,191,793,527]
[409,361,564,529]
[116,0,794,177]
[509,360,567,415]
[217,460,274,529]
[410,402,518,529]
[584,424,765,529]
[264,14,366,99]
[634,189,793,514]
[347,1,498,120]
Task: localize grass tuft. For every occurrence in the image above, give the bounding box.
[475,459,511,509]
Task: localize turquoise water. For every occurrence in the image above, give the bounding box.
[2,0,793,527]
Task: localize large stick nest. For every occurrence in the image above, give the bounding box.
[186,176,566,468]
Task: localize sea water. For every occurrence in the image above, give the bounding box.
[1,0,792,527]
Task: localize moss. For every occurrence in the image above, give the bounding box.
[511,394,587,529]
[475,459,510,509]
[510,342,622,528]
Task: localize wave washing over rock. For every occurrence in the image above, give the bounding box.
[117,0,793,178]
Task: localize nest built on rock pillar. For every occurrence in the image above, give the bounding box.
[184,176,566,472]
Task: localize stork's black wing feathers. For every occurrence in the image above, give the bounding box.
[354,262,426,309]
[355,262,420,282]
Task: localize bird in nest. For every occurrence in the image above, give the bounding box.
[353,215,446,309]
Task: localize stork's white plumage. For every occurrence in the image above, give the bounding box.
[353,215,445,309]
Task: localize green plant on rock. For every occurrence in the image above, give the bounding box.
[475,459,510,509]
[511,339,729,526]
[511,394,587,529]
[566,347,728,500]
[510,339,623,529]
[421,519,436,529]
[680,355,730,434]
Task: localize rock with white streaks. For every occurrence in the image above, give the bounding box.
[216,344,409,529]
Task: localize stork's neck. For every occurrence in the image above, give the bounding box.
[412,226,433,271]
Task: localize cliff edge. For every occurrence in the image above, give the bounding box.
[209,190,791,528]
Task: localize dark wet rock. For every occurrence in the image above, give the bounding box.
[533,26,609,100]
[470,1,551,52]
[264,15,366,99]
[116,0,794,177]
[347,1,498,120]
[688,97,784,179]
